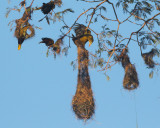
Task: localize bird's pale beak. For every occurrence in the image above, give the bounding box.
[18,44,21,50]
[89,41,92,47]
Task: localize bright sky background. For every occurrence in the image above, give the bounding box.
[0,0,160,128]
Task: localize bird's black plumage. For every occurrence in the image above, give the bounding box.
[40,38,54,46]
[41,1,55,14]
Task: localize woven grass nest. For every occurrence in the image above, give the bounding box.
[123,64,139,90]
[72,85,95,120]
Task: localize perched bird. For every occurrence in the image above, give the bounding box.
[15,26,27,50]
[14,21,35,50]
[40,37,62,54]
[17,30,25,50]
[41,1,55,14]
[74,24,93,47]
[39,38,54,47]
[39,1,55,23]
[39,0,62,23]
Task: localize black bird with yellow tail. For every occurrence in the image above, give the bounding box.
[14,3,34,50]
[14,21,35,50]
[73,24,94,47]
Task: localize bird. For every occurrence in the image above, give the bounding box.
[39,1,55,23]
[15,25,28,50]
[74,24,94,47]
[14,21,35,50]
[39,38,54,47]
[41,1,55,14]
[40,37,62,54]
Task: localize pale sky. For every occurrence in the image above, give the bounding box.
[0,0,160,128]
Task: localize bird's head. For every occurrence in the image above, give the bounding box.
[84,29,93,47]
[18,37,25,50]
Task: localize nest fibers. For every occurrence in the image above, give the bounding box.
[123,64,139,90]
[72,85,95,120]
[72,38,95,120]
[118,52,139,90]
[119,53,131,69]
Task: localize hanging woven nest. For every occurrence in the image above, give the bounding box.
[142,49,157,68]
[123,64,139,90]
[72,24,95,120]
[72,85,95,120]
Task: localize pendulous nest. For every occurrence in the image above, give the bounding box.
[142,49,157,68]
[72,85,95,120]
[123,64,139,90]
[72,24,95,121]
[117,50,139,90]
